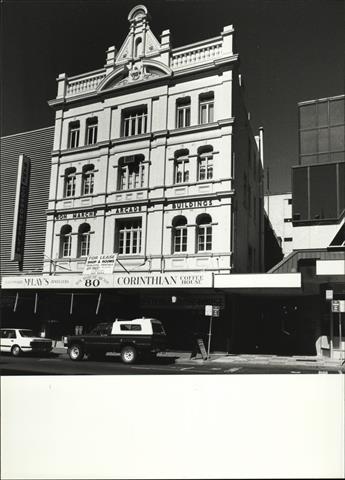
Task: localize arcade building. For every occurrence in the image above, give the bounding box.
[2,5,314,354]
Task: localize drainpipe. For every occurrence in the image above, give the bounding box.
[259,126,265,272]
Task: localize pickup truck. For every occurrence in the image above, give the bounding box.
[66,317,167,364]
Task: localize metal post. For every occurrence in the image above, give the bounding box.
[69,293,74,315]
[34,293,38,314]
[13,292,19,312]
[339,312,342,350]
[207,315,213,359]
[95,293,102,315]
[330,312,334,358]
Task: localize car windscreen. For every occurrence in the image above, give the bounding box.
[151,322,165,334]
[19,330,35,337]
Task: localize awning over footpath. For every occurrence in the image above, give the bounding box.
[1,271,302,296]
[214,273,302,296]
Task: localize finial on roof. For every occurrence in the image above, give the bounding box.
[128,5,148,23]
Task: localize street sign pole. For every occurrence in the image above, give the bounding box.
[330,311,334,358]
[339,312,342,350]
[207,315,213,359]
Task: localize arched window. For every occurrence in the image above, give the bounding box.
[174,149,189,184]
[196,214,212,252]
[86,117,98,145]
[198,146,213,181]
[78,223,91,257]
[60,225,72,258]
[82,164,95,195]
[68,121,80,148]
[64,167,76,198]
[135,37,143,58]
[118,155,145,190]
[172,216,187,253]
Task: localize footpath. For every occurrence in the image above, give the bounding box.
[52,342,345,371]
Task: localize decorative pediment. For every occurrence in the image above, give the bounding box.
[115,4,163,65]
[144,29,161,56]
[98,60,172,91]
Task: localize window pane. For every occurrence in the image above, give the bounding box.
[331,152,345,162]
[318,128,329,152]
[209,103,214,122]
[329,98,345,125]
[330,125,345,151]
[185,108,190,127]
[300,104,317,129]
[292,167,309,220]
[339,162,345,215]
[300,155,317,165]
[300,130,317,155]
[310,164,337,219]
[318,153,329,164]
[317,102,328,126]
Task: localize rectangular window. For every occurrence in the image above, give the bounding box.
[199,94,214,124]
[174,159,189,184]
[176,98,191,128]
[197,225,212,252]
[119,157,145,190]
[198,154,213,181]
[122,108,147,137]
[62,236,72,257]
[116,219,142,255]
[173,227,187,253]
[80,234,90,257]
[86,119,98,145]
[68,122,80,148]
[65,174,76,198]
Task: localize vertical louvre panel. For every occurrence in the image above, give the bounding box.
[1,126,54,276]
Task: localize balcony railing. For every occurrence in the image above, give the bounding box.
[171,39,223,70]
[66,72,106,97]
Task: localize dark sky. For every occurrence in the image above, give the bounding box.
[1,0,344,193]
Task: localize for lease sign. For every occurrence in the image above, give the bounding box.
[83,255,117,275]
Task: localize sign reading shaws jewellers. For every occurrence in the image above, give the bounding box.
[2,272,213,289]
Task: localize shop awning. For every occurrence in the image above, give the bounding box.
[214,273,302,296]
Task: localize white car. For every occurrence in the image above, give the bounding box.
[0,328,53,356]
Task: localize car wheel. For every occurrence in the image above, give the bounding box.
[121,346,137,364]
[11,345,22,357]
[68,344,84,361]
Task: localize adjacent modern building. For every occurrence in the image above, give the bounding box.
[292,94,345,249]
[268,94,345,359]
[264,192,293,256]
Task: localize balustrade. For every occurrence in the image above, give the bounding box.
[66,73,106,97]
[171,41,222,69]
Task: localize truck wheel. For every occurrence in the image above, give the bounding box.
[68,344,84,361]
[121,346,137,364]
[11,345,22,357]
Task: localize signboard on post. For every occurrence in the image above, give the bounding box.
[196,338,208,360]
[325,290,333,300]
[331,300,345,313]
[205,305,213,316]
[212,306,220,317]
